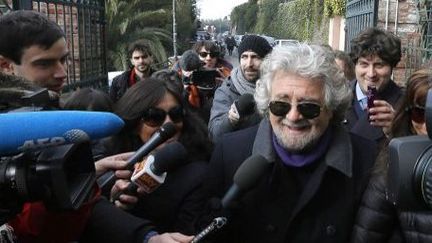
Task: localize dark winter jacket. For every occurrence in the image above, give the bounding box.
[109,68,154,102]
[343,80,403,143]
[199,118,377,243]
[351,148,432,243]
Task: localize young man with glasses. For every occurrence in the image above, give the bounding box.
[344,27,403,143]
[197,44,377,242]
[208,35,272,143]
[110,40,155,102]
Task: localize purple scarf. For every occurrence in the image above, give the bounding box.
[272,128,333,167]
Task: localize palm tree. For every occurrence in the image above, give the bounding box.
[106,0,172,70]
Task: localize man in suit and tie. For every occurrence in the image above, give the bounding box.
[344,27,403,143]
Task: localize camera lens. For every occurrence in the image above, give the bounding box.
[413,145,432,209]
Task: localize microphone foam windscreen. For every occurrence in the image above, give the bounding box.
[179,50,202,71]
[233,155,269,191]
[152,141,188,175]
[159,122,177,140]
[0,111,124,155]
[235,93,255,117]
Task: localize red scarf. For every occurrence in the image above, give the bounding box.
[8,186,101,243]
[128,67,138,87]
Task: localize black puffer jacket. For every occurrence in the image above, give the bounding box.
[351,150,432,243]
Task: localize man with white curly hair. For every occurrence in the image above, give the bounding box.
[198,43,377,242]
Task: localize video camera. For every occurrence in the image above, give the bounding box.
[0,82,96,224]
[388,89,432,210]
[190,69,219,90]
[183,69,219,91]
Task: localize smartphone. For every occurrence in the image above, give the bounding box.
[190,69,218,89]
[367,86,378,121]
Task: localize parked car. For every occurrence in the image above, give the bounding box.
[275,39,300,46]
[195,31,211,41]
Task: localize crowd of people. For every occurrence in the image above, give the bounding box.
[1,9,432,243]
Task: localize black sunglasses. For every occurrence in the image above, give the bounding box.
[198,51,219,58]
[142,106,184,127]
[268,101,322,119]
[408,105,425,123]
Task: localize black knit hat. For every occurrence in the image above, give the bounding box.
[238,35,273,59]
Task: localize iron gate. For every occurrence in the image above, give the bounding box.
[3,0,107,91]
[344,0,378,51]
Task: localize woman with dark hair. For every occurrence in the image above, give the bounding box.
[63,88,113,112]
[351,69,432,242]
[95,77,213,235]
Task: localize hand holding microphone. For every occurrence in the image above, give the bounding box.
[97,122,177,191]
[193,155,269,242]
[228,93,256,125]
[110,141,188,209]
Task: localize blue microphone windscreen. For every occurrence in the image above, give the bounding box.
[0,111,124,155]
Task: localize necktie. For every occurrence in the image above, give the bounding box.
[359,98,368,110]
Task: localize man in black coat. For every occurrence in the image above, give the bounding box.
[343,27,403,143]
[197,43,377,242]
[109,41,155,102]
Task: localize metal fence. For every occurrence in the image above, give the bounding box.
[5,0,107,91]
[344,0,378,52]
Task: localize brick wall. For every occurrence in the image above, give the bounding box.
[377,0,421,86]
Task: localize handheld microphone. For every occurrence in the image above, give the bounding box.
[221,155,269,208]
[192,155,269,242]
[111,141,187,201]
[234,93,256,118]
[97,122,177,190]
[0,111,124,156]
[180,50,203,71]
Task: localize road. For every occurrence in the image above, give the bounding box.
[224,46,239,69]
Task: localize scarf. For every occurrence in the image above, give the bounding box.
[272,127,333,167]
[231,67,256,95]
[128,67,137,87]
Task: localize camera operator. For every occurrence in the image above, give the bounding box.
[173,41,232,123]
[350,69,432,243]
[0,10,192,243]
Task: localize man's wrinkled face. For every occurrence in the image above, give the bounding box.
[355,54,392,93]
[269,71,333,153]
[240,51,262,82]
[2,38,69,93]
[131,50,153,74]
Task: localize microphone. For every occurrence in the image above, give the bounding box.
[234,93,256,118]
[192,155,269,242]
[97,122,177,190]
[0,111,124,156]
[221,155,269,208]
[180,50,203,71]
[110,141,188,201]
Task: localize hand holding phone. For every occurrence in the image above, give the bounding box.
[367,86,377,121]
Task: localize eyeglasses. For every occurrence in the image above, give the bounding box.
[408,105,425,123]
[142,106,184,127]
[198,51,219,58]
[268,101,322,119]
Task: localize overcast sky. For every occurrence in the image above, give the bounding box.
[197,0,248,20]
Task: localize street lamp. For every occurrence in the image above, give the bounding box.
[172,0,177,58]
